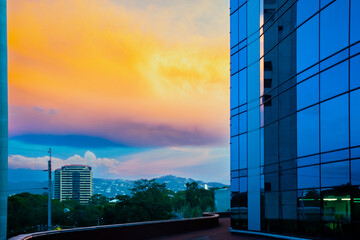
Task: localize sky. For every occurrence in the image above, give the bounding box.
[7,0,230,184]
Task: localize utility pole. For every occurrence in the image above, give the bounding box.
[48,148,52,231]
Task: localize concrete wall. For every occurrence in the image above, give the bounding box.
[0,1,7,240]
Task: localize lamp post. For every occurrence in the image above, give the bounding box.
[48,148,52,231]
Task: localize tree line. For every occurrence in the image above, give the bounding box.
[7,179,216,238]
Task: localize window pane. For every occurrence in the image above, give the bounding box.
[320,94,349,152]
[297,0,319,26]
[230,10,239,47]
[231,73,239,109]
[239,69,247,105]
[298,165,320,189]
[231,52,239,75]
[239,5,247,43]
[320,61,349,101]
[350,89,360,146]
[239,48,247,70]
[231,177,240,193]
[320,0,349,59]
[322,187,351,226]
[350,55,360,90]
[231,136,239,170]
[297,105,320,157]
[350,0,360,44]
[231,114,239,137]
[297,75,319,110]
[297,15,319,72]
[239,133,247,169]
[351,159,360,185]
[298,189,321,221]
[239,112,247,134]
[321,161,350,187]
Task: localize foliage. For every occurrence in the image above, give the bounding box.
[7,178,215,238]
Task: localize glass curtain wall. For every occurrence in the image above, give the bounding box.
[230,0,360,238]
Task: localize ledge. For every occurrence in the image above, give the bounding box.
[10,213,219,240]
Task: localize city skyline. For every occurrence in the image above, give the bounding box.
[7,0,230,183]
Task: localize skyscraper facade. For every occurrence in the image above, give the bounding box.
[230,0,360,238]
[54,165,93,205]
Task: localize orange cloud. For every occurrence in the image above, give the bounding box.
[8,0,230,146]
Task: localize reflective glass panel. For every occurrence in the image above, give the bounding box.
[231,73,239,109]
[231,114,239,137]
[239,48,247,70]
[231,136,239,170]
[297,15,319,73]
[320,94,349,152]
[239,177,247,193]
[231,177,240,192]
[350,55,360,90]
[350,0,360,44]
[239,112,247,134]
[239,133,247,169]
[351,159,360,185]
[297,105,320,157]
[297,0,319,26]
[231,52,239,75]
[230,10,239,47]
[322,187,351,225]
[297,75,319,110]
[321,161,350,187]
[239,69,247,105]
[239,5,247,43]
[298,165,320,189]
[320,0,349,59]
[320,61,349,101]
[298,189,321,221]
[350,89,360,146]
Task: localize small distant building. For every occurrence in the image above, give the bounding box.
[214,188,230,212]
[54,165,93,204]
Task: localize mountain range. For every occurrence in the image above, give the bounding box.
[8,175,229,198]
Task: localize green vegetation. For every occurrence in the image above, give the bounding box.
[7,178,215,238]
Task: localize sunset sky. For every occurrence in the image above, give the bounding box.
[7,0,230,183]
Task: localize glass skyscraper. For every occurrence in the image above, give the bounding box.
[230,0,360,238]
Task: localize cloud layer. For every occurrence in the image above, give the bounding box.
[8,0,229,147]
[8,147,230,184]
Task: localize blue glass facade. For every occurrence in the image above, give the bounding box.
[230,0,360,238]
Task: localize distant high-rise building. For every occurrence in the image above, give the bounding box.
[230,0,360,238]
[54,165,93,204]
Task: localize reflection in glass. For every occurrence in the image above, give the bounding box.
[297,75,319,110]
[350,89,360,146]
[297,15,319,72]
[298,166,320,189]
[231,114,239,137]
[322,187,351,233]
[350,0,360,44]
[320,94,349,152]
[320,0,349,59]
[239,69,247,106]
[350,55,360,90]
[231,136,239,170]
[320,61,349,101]
[298,189,321,221]
[230,73,239,109]
[297,0,319,26]
[297,105,319,157]
[239,133,247,169]
[321,161,350,187]
[351,160,360,185]
[230,10,239,47]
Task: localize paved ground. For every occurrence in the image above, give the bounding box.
[151,218,275,240]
